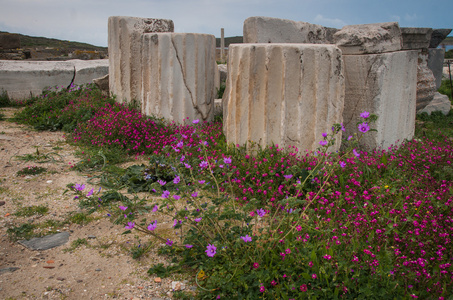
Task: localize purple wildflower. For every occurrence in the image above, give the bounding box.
[241,235,252,242]
[360,111,370,119]
[147,221,157,231]
[205,244,217,257]
[125,222,135,230]
[358,122,370,133]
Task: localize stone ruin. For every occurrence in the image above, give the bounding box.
[106,15,451,152]
[2,15,450,154]
[108,16,216,124]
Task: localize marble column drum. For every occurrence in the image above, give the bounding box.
[223,43,345,152]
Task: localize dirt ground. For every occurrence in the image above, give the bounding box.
[0,108,189,300]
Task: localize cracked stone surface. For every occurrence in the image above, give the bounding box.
[140,33,216,124]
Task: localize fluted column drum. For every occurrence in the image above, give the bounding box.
[223,43,345,152]
[108,16,174,103]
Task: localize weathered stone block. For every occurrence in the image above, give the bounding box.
[141,33,216,124]
[418,92,451,116]
[334,22,402,54]
[108,16,174,103]
[401,27,433,50]
[223,44,345,152]
[428,48,446,89]
[93,74,109,96]
[243,16,333,44]
[0,59,109,100]
[416,49,437,111]
[342,51,418,149]
[429,29,452,48]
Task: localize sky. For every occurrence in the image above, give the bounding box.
[0,0,452,47]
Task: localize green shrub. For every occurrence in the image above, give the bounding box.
[438,79,453,101]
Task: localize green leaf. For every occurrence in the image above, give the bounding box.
[311,249,317,262]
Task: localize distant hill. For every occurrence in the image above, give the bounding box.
[216,36,243,47]
[0,31,107,60]
[0,31,107,51]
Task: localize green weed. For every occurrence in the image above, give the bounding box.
[14,205,49,217]
[16,166,47,176]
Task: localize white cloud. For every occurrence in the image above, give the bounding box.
[390,15,401,22]
[404,13,418,22]
[313,14,347,29]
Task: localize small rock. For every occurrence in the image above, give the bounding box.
[87,235,96,239]
[46,260,55,264]
[43,266,55,269]
[0,201,5,206]
[46,180,53,184]
[19,232,70,250]
[0,267,19,274]
[56,277,65,281]
[95,268,101,272]
[171,281,185,291]
[76,280,83,283]
[154,277,162,283]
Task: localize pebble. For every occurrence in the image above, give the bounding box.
[0,201,5,206]
[46,180,53,184]
[171,281,185,291]
[56,277,65,281]
[43,266,55,269]
[87,235,96,239]
[154,277,161,283]
[95,268,101,272]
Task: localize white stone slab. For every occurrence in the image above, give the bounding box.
[141,33,216,124]
[342,50,418,149]
[243,16,333,44]
[0,59,109,100]
[223,43,345,152]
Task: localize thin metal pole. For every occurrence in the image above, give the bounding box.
[221,28,225,63]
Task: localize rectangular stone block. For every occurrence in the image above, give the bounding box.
[401,27,433,50]
[108,16,174,103]
[243,16,334,44]
[223,44,345,153]
[428,48,445,89]
[334,22,402,54]
[0,59,109,100]
[141,33,216,124]
[342,51,418,149]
